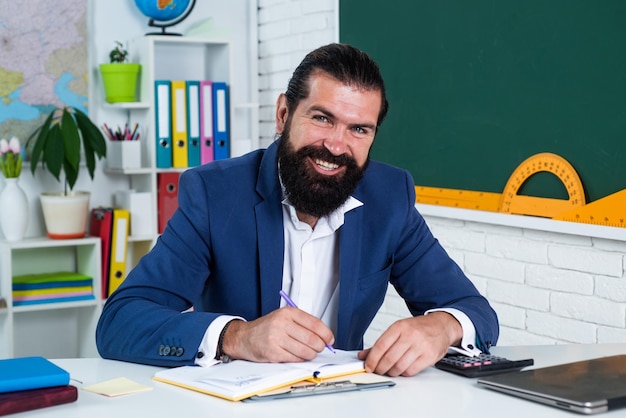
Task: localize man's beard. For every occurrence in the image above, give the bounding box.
[277,134,368,218]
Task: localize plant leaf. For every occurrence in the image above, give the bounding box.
[82,131,96,178]
[61,108,81,171]
[75,108,107,156]
[29,110,55,174]
[74,108,107,179]
[43,124,65,181]
[63,157,79,191]
[6,153,15,177]
[15,155,22,177]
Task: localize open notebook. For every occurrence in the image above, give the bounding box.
[153,349,393,401]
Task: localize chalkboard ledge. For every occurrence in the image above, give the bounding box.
[416,204,626,242]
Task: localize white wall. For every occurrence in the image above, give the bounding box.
[258,0,626,349]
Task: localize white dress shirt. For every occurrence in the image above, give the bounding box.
[195,199,479,367]
[278,195,363,334]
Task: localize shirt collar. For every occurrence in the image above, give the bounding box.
[281,195,363,232]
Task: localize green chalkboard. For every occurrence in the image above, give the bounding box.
[339,0,626,203]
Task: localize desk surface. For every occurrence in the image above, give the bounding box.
[28,344,626,417]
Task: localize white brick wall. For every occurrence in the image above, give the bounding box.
[258,0,337,148]
[420,213,626,348]
[257,1,626,349]
[364,213,626,348]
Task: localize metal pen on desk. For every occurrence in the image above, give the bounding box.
[279,290,336,354]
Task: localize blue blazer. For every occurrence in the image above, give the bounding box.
[96,140,499,366]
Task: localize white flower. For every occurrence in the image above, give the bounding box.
[8,136,20,154]
[0,137,22,178]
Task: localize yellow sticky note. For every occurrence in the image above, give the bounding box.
[82,377,153,397]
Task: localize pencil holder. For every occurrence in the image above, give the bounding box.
[107,141,141,169]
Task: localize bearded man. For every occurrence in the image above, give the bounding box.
[96,43,499,377]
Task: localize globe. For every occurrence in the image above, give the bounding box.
[135,0,190,22]
[134,0,196,35]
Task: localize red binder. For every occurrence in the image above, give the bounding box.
[89,207,113,299]
[157,172,181,234]
[0,385,77,416]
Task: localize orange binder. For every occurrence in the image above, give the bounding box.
[89,207,113,299]
[171,80,188,168]
[157,172,181,234]
[107,209,130,296]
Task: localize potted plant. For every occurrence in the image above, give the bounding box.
[0,137,28,241]
[27,107,107,239]
[99,41,141,103]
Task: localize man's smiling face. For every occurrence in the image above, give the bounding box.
[276,71,382,218]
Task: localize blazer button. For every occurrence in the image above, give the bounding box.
[176,347,184,356]
[162,345,171,355]
[158,345,166,355]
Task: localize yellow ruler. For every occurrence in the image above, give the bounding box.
[499,153,586,218]
[553,189,626,228]
[414,186,501,212]
[415,153,586,217]
[414,152,626,228]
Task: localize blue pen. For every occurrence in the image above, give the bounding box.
[279,290,335,354]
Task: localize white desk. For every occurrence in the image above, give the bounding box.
[28,344,626,417]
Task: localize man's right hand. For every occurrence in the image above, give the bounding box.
[221,307,335,363]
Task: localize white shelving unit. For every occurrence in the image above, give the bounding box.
[104,35,258,270]
[0,237,102,359]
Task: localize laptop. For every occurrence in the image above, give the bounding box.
[477,354,626,415]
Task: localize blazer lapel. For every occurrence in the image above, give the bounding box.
[255,141,284,315]
[336,207,363,348]
[256,199,284,315]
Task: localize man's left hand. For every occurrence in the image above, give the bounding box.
[358,311,462,377]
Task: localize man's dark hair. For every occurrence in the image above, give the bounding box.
[284,43,389,128]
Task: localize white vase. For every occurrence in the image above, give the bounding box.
[0,178,29,242]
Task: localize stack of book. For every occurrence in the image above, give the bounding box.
[12,272,94,306]
[0,357,78,416]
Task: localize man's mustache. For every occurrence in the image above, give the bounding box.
[298,145,356,168]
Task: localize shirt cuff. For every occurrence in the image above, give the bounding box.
[425,307,482,357]
[195,315,245,367]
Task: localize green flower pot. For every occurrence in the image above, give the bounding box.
[99,63,141,103]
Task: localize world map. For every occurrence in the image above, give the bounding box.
[0,0,87,144]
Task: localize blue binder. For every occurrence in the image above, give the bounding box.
[212,82,230,160]
[186,80,201,167]
[154,80,173,168]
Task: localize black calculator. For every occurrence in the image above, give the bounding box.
[435,353,534,378]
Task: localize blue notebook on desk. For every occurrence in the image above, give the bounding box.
[0,356,70,393]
